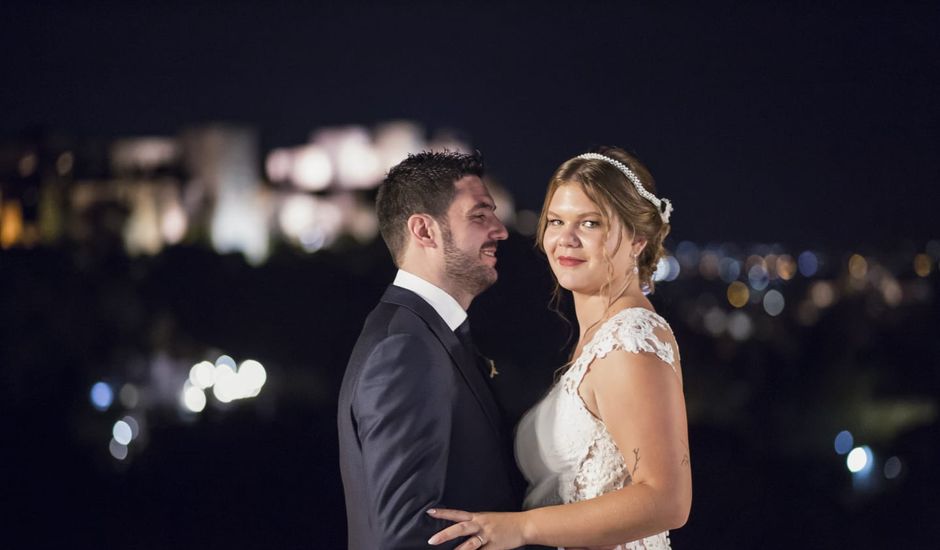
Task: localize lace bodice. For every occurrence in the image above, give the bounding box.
[514,307,679,550]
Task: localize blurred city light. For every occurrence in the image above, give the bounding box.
[718,257,741,283]
[747,264,769,291]
[113,420,133,445]
[884,456,902,479]
[374,121,427,173]
[654,256,680,282]
[926,240,940,260]
[109,439,128,461]
[190,361,215,390]
[848,254,868,280]
[762,289,785,316]
[834,430,854,455]
[847,446,873,474]
[18,152,38,176]
[810,281,836,308]
[798,251,818,277]
[675,241,700,269]
[776,254,797,280]
[727,311,753,341]
[122,416,140,441]
[119,383,139,409]
[215,355,237,370]
[913,253,932,277]
[290,144,333,191]
[182,382,207,413]
[880,277,903,307]
[56,151,74,175]
[699,251,720,280]
[90,382,114,411]
[703,307,728,336]
[727,281,749,308]
[265,148,293,183]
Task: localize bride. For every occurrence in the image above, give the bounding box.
[428,146,691,549]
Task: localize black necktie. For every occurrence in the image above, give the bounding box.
[455,319,491,378]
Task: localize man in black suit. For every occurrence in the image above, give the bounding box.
[338,150,521,549]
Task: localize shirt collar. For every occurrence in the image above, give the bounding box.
[393,269,467,331]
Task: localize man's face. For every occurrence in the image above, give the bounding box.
[439,176,509,298]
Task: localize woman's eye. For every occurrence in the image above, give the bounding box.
[582,220,600,229]
[548,219,562,226]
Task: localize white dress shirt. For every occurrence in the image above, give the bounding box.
[393,269,467,331]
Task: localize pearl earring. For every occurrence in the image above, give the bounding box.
[632,252,639,275]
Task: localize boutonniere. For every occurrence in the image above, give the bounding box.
[484,357,499,379]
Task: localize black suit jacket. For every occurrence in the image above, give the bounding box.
[338,285,523,550]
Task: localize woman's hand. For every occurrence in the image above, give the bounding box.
[426,508,528,549]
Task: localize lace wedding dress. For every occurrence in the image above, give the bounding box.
[514,307,679,550]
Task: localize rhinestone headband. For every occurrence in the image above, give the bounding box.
[576,153,673,223]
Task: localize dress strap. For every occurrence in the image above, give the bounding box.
[580,308,678,377]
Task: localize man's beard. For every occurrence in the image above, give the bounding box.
[441,224,497,299]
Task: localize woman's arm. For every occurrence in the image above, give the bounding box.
[429,347,691,549]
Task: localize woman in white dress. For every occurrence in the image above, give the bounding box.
[428,146,691,549]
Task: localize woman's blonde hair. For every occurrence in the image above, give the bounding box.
[537,145,671,294]
[537,146,672,364]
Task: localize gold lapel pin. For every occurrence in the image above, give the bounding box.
[485,358,499,379]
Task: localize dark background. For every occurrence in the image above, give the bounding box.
[2,1,939,548]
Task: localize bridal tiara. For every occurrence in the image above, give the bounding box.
[576,153,673,223]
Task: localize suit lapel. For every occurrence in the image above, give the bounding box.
[381,286,504,437]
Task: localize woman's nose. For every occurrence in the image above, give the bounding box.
[558,226,580,247]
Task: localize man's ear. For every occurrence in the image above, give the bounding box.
[406,214,439,249]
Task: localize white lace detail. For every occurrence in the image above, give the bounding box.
[557,308,677,549]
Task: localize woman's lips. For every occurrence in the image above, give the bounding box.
[557,256,586,267]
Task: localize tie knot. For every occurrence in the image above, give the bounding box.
[455,319,474,350]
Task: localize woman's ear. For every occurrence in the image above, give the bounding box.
[632,238,648,257]
[406,214,439,249]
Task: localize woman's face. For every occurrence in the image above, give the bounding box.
[542,183,636,296]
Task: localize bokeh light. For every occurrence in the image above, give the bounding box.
[654,256,680,282]
[763,290,785,316]
[703,307,727,336]
[190,361,216,389]
[834,430,853,455]
[798,251,818,277]
[776,254,796,280]
[810,281,836,308]
[719,257,741,283]
[109,439,128,461]
[847,446,873,474]
[119,383,139,408]
[727,311,753,341]
[699,251,720,280]
[913,253,932,277]
[122,415,140,441]
[182,383,207,413]
[747,264,769,291]
[675,241,700,269]
[848,254,868,279]
[90,382,114,411]
[113,420,133,445]
[884,456,902,479]
[290,144,333,191]
[727,281,749,308]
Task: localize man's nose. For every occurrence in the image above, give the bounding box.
[491,217,509,241]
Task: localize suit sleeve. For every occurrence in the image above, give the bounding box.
[353,332,460,550]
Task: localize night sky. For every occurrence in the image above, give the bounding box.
[3,0,938,246]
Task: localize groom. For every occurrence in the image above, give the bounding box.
[338,150,522,549]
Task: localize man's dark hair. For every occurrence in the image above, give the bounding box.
[376,150,485,265]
